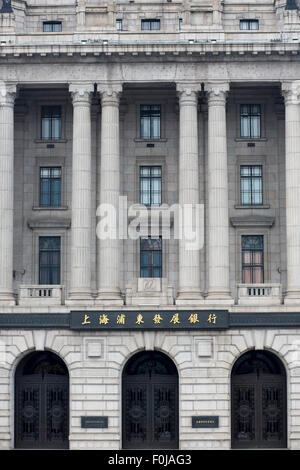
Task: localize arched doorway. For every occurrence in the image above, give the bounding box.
[15,351,69,449]
[231,349,287,449]
[122,351,179,449]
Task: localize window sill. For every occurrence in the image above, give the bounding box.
[235,137,267,142]
[34,139,67,144]
[32,206,69,211]
[134,138,167,143]
[234,204,270,210]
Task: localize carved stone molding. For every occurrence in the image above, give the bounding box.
[205,81,230,105]
[281,80,300,105]
[97,82,123,106]
[0,81,17,106]
[176,82,201,106]
[69,82,94,104]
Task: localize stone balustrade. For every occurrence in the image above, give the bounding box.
[237,283,282,306]
[19,285,64,306]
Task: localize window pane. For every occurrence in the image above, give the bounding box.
[52,118,62,139]
[39,237,61,285]
[252,178,262,205]
[141,116,150,139]
[40,167,62,207]
[151,20,160,30]
[251,116,261,138]
[141,20,151,30]
[250,20,259,30]
[151,116,161,139]
[41,119,51,140]
[241,116,250,138]
[240,20,248,30]
[140,237,162,278]
[252,267,263,283]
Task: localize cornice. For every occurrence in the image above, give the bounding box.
[0,40,300,59]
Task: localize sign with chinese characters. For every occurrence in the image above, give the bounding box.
[81,416,108,428]
[192,416,219,428]
[70,310,229,330]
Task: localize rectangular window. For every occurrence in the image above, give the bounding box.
[43,21,62,32]
[140,237,162,278]
[240,165,263,206]
[140,105,161,139]
[179,18,183,30]
[40,167,62,207]
[240,19,259,30]
[240,104,261,139]
[116,19,122,30]
[141,19,160,31]
[41,105,62,140]
[242,235,264,284]
[39,236,61,285]
[140,166,162,206]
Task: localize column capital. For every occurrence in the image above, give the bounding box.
[205,81,230,105]
[176,82,201,105]
[69,82,94,104]
[281,80,300,105]
[0,82,17,106]
[97,82,123,105]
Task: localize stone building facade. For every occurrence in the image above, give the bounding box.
[1,0,300,450]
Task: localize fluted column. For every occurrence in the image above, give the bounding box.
[68,83,94,301]
[205,82,233,303]
[176,84,203,304]
[96,83,123,305]
[0,82,16,305]
[282,81,300,304]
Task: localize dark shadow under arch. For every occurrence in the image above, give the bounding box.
[15,351,69,449]
[122,350,179,450]
[231,349,287,449]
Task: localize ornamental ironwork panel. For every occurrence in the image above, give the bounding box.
[46,382,69,445]
[153,384,177,445]
[15,376,69,449]
[231,351,287,449]
[15,384,40,447]
[232,384,256,444]
[122,351,178,450]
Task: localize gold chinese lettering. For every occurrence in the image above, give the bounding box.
[99,314,109,325]
[207,313,217,324]
[136,314,144,325]
[188,313,199,324]
[170,313,180,325]
[153,313,163,324]
[81,314,91,325]
[117,313,126,325]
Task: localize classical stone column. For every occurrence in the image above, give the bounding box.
[96,83,123,305]
[0,82,16,305]
[282,81,300,304]
[176,84,203,304]
[68,83,94,301]
[205,82,233,303]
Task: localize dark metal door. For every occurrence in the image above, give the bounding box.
[15,375,69,449]
[231,351,287,449]
[123,376,178,449]
[122,351,179,450]
[15,352,69,449]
